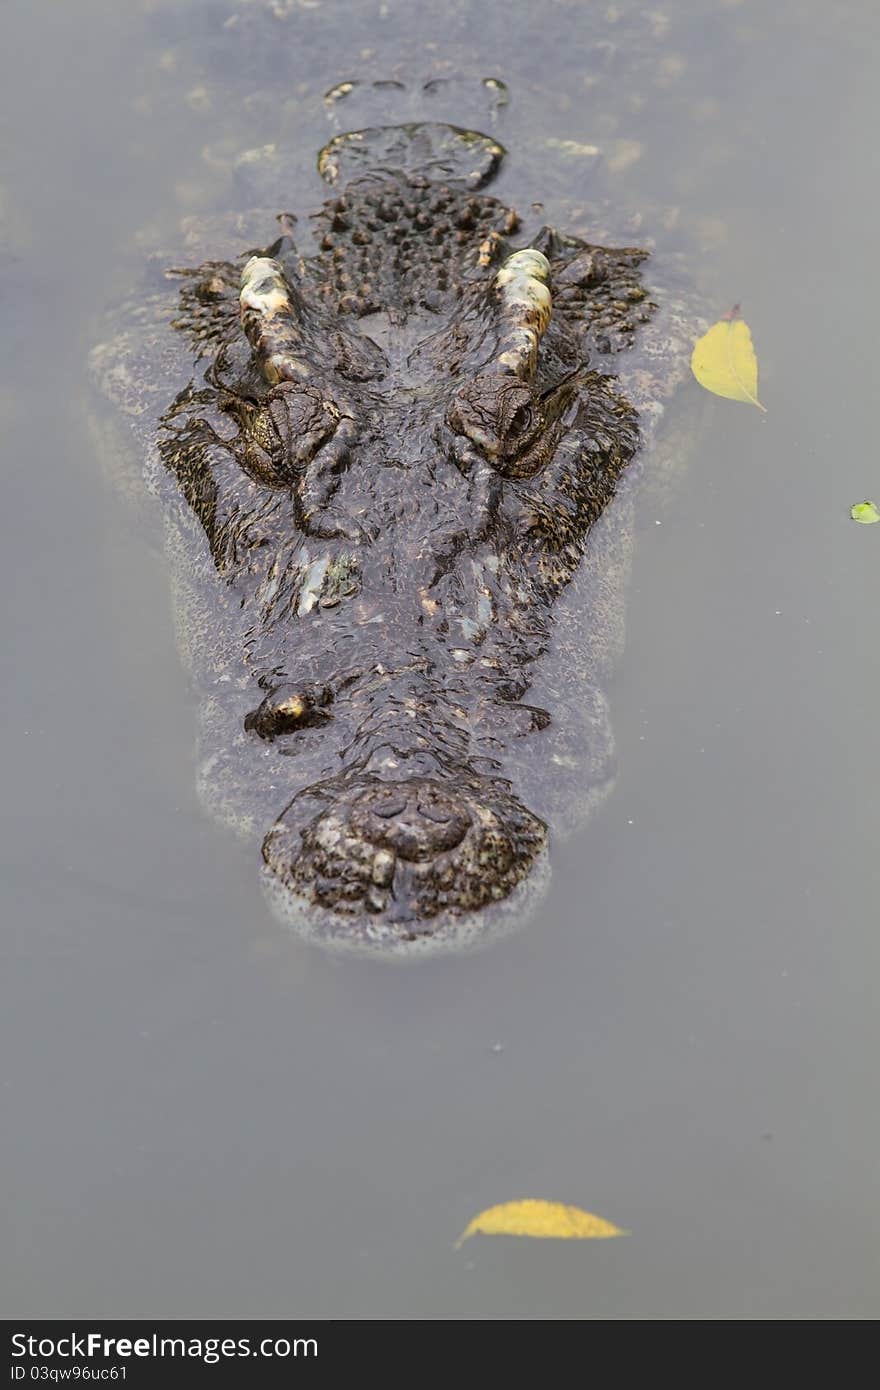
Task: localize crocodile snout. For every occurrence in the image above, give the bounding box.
[260,772,547,949]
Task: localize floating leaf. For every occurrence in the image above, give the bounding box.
[455,1199,627,1248]
[851,501,880,524]
[691,305,766,410]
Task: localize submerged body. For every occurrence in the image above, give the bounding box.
[92,118,697,952]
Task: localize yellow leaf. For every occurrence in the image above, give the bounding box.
[691,307,766,410]
[455,1199,627,1248]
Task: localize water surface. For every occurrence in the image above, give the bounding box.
[2,0,878,1318]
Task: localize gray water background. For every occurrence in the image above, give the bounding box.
[2,0,878,1318]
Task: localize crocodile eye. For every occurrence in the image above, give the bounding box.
[508,402,534,436]
[447,374,539,463]
[266,383,344,471]
[221,382,346,488]
[219,393,289,486]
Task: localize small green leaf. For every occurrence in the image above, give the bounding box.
[850,501,880,524]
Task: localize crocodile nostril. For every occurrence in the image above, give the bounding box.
[351,779,473,860]
[369,792,409,818]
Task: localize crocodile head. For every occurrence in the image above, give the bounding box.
[151,122,679,952]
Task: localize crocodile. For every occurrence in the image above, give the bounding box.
[91,116,697,954]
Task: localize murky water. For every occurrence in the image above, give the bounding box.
[2,0,878,1318]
